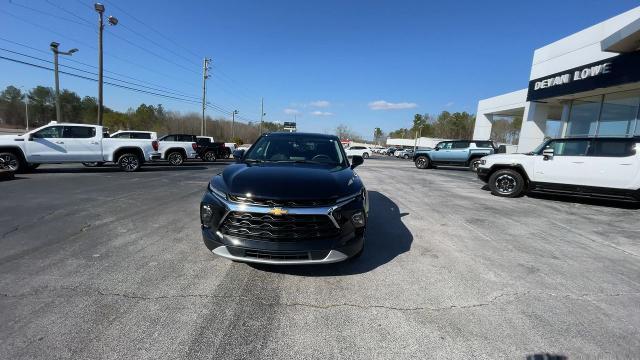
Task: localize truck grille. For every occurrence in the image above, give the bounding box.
[220,212,340,241]
[227,195,335,208]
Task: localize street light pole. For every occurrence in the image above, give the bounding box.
[231,109,238,139]
[50,42,78,123]
[94,3,118,126]
[259,97,265,134]
[25,94,29,131]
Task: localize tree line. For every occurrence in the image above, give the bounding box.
[0,85,283,144]
[386,111,476,141]
[381,111,522,144]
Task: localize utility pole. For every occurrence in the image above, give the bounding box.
[50,42,77,122]
[201,58,210,136]
[231,109,238,139]
[94,3,118,126]
[259,97,264,134]
[24,94,29,131]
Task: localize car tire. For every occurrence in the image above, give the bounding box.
[167,151,184,166]
[488,169,525,198]
[469,158,481,172]
[82,162,104,168]
[415,155,430,169]
[0,152,23,173]
[203,151,217,162]
[363,152,369,159]
[403,154,409,159]
[117,153,141,172]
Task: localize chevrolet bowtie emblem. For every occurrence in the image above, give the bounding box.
[268,207,288,216]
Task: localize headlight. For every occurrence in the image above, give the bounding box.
[208,182,227,200]
[200,204,214,226]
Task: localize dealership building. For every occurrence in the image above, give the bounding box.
[473,6,640,152]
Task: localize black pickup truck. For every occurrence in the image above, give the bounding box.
[195,136,230,161]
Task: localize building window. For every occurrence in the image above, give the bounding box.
[566,95,601,137]
[598,90,640,137]
[565,90,640,138]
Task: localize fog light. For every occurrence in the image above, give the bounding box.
[351,211,365,227]
[201,204,214,226]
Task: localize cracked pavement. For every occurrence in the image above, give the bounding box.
[1,159,639,359]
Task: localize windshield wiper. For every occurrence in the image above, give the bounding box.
[244,159,264,163]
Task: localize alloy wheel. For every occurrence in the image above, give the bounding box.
[169,153,183,165]
[0,154,18,171]
[495,174,517,194]
[121,156,139,171]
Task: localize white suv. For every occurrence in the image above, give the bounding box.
[477,137,640,202]
[344,146,371,159]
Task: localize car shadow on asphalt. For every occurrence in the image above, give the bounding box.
[249,191,413,276]
[28,165,211,173]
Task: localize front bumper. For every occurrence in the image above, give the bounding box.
[477,166,490,182]
[200,190,367,265]
[149,152,162,161]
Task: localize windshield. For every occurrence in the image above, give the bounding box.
[244,136,346,166]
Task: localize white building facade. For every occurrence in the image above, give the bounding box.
[473,7,640,152]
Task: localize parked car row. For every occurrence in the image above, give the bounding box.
[0,121,239,173]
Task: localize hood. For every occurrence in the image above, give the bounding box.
[213,163,361,200]
[0,134,24,142]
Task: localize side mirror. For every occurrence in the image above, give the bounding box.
[435,147,440,151]
[351,155,364,169]
[28,134,34,141]
[543,148,554,160]
[233,149,245,161]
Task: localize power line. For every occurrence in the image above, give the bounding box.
[101,0,202,62]
[0,47,202,101]
[44,0,94,26]
[8,2,259,107]
[1,54,249,120]
[105,28,200,76]
[8,0,93,29]
[0,55,203,105]
[0,9,200,88]
[0,37,198,96]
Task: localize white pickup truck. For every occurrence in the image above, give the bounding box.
[111,130,198,165]
[0,122,160,172]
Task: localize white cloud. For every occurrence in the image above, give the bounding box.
[284,108,301,115]
[368,100,418,110]
[445,101,455,107]
[311,111,333,116]
[309,100,331,108]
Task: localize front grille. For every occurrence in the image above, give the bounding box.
[220,211,340,241]
[227,195,335,207]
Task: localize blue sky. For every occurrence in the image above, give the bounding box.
[1,0,638,139]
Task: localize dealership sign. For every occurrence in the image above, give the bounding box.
[527,51,640,101]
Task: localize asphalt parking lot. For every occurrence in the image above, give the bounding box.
[1,157,639,359]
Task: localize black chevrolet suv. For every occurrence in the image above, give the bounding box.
[200,132,368,264]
